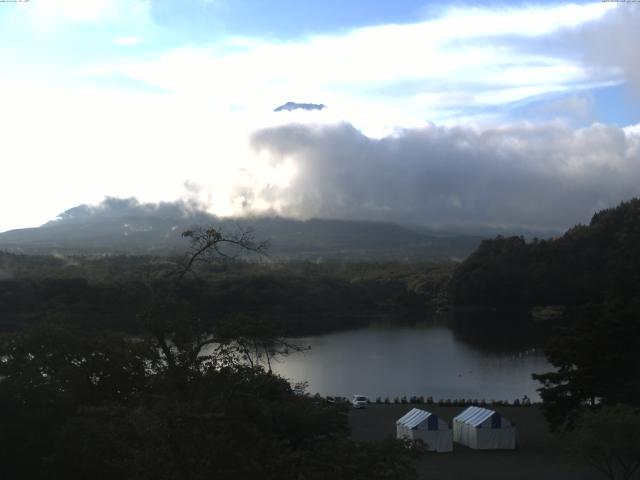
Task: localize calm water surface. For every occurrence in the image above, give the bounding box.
[271,323,550,401]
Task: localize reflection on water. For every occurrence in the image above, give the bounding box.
[272,320,550,401]
[446,310,548,353]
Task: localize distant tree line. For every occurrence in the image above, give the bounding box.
[0,252,454,335]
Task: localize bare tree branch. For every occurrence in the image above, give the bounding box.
[177,226,268,280]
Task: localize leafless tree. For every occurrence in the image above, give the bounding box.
[139,224,299,384]
[177,225,269,279]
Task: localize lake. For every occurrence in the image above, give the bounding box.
[271,320,551,402]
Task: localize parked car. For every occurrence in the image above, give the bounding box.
[351,395,369,409]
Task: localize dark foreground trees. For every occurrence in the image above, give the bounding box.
[533,304,640,430]
[2,321,421,480]
[563,406,640,480]
[0,226,418,480]
[531,305,640,480]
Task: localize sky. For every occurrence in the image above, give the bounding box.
[0,0,639,234]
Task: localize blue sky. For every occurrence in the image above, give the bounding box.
[150,0,608,41]
[151,0,422,37]
[0,1,639,233]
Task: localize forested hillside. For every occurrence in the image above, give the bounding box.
[450,198,640,309]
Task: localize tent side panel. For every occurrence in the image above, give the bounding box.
[468,426,479,449]
[396,424,408,440]
[413,430,453,453]
[453,420,463,443]
[413,430,436,451]
[476,427,517,450]
[437,430,453,453]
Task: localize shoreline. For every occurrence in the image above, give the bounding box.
[328,396,538,407]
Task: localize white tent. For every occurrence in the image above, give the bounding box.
[453,406,516,450]
[396,408,453,453]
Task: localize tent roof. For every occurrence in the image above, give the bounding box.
[454,406,497,427]
[396,408,433,429]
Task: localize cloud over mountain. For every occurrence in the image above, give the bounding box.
[246,121,640,232]
[2,2,640,235]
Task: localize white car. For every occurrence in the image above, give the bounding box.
[351,395,368,408]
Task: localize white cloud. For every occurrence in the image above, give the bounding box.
[13,0,151,30]
[1,77,638,234]
[79,2,625,138]
[578,5,640,93]
[113,36,141,46]
[35,0,113,23]
[0,80,274,232]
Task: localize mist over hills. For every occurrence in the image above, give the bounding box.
[0,197,483,260]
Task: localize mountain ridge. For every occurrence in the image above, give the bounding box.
[0,198,483,260]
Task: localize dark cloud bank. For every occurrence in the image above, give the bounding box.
[247,122,640,234]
